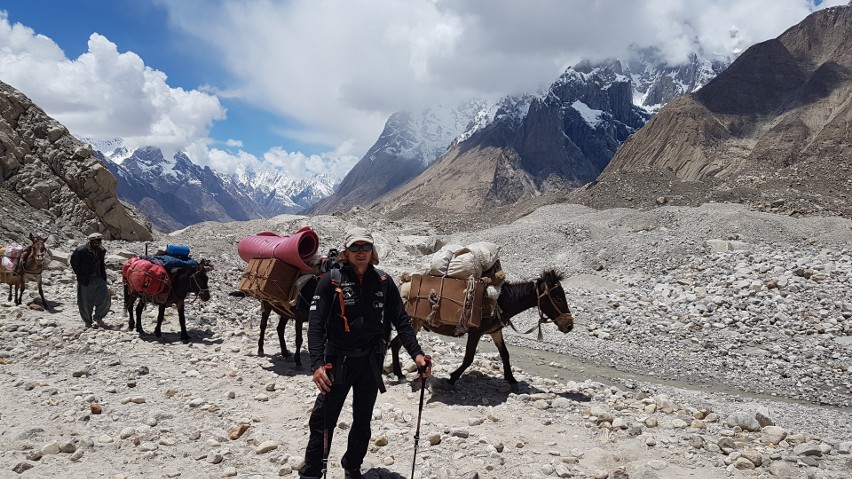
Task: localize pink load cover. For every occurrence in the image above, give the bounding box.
[237,226,319,271]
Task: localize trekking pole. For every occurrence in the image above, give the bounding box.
[321,363,333,479]
[410,355,431,479]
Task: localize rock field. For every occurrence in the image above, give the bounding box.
[0,202,850,478]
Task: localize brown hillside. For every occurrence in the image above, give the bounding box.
[572,6,852,219]
[374,145,541,218]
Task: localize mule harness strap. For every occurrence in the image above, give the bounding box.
[509,281,565,337]
[188,267,209,304]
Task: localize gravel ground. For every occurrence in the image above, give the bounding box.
[2,201,851,478]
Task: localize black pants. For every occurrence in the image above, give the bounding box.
[301,354,380,477]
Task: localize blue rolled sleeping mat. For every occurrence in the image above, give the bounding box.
[142,255,198,270]
[165,244,191,259]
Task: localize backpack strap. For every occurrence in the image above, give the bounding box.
[329,268,350,332]
[376,270,392,346]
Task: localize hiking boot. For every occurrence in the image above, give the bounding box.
[83,321,93,328]
[96,320,109,330]
[343,468,364,479]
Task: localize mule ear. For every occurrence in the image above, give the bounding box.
[29,233,34,241]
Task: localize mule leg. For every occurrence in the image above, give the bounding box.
[490,329,519,392]
[154,304,164,337]
[258,305,272,356]
[276,314,291,360]
[448,332,484,385]
[135,302,145,334]
[389,335,404,379]
[293,310,307,367]
[37,277,46,308]
[7,282,11,302]
[14,277,24,305]
[177,302,189,343]
[123,284,130,318]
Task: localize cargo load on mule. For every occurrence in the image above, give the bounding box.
[236,226,320,307]
[402,242,504,334]
[1,243,23,272]
[233,226,338,361]
[122,256,170,301]
[121,244,203,302]
[394,241,575,391]
[122,244,212,341]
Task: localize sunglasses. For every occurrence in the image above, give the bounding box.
[347,243,373,253]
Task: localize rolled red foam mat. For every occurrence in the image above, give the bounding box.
[237,226,319,271]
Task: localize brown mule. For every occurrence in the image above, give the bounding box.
[390,269,573,392]
[0,234,48,306]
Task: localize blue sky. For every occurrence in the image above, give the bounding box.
[0,0,844,181]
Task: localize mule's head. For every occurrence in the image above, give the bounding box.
[26,233,48,266]
[536,269,573,333]
[191,259,213,301]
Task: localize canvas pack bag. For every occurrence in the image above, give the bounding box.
[122,256,170,296]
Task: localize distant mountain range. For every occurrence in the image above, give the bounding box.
[87,46,733,230]
[90,142,334,232]
[314,46,732,215]
[4,5,849,247]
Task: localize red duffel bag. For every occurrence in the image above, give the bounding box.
[122,256,170,295]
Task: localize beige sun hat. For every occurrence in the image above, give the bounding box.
[344,227,379,265]
[87,232,103,241]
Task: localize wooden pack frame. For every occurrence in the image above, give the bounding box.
[405,274,486,329]
[239,258,302,305]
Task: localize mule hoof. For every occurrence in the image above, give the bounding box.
[181,336,190,343]
[257,349,266,357]
[154,330,162,338]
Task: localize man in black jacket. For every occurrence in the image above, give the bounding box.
[299,227,432,479]
[69,232,111,328]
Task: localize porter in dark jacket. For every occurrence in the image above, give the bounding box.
[69,232,110,328]
[299,227,431,479]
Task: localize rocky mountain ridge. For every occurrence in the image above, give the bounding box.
[316,48,730,215]
[571,5,852,220]
[0,80,152,243]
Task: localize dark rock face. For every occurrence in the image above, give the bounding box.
[0,80,152,241]
[696,40,807,116]
[518,60,648,190]
[375,60,652,215]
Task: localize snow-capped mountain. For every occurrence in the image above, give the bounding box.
[232,164,335,213]
[308,100,489,213]
[315,47,731,214]
[92,143,332,232]
[626,46,730,110]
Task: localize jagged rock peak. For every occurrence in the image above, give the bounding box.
[0,80,153,241]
